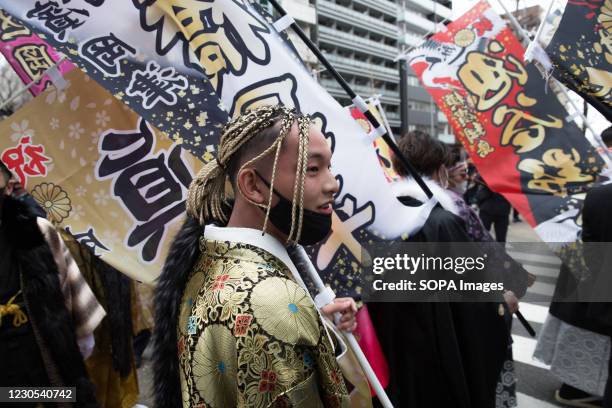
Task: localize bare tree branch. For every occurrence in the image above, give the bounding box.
[0,56,32,120]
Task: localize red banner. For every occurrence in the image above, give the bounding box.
[407,0,604,242]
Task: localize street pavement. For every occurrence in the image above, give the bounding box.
[136,218,572,407]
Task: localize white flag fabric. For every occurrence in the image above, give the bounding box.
[2,0,436,293]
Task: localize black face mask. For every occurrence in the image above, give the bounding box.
[254,171,332,246]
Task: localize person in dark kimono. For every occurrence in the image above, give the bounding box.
[368,131,509,408]
[535,129,612,407]
[581,183,612,408]
[0,159,105,407]
[538,181,612,407]
[152,105,367,408]
[475,175,511,243]
[445,143,530,408]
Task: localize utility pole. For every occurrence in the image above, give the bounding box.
[400,59,409,135]
[399,0,409,135]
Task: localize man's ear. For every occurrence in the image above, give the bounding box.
[236,168,266,205]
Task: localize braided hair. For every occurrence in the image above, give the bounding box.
[186,104,312,243]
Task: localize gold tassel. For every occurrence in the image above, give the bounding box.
[0,290,28,328]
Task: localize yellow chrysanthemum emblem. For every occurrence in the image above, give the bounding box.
[251,277,320,346]
[193,324,237,407]
[454,28,476,47]
[30,182,72,223]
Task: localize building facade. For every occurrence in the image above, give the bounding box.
[315,0,454,140]
[260,0,319,68]
[259,0,454,141]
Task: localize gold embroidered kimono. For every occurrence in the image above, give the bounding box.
[177,227,350,408]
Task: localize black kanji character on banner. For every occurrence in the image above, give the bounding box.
[13,44,55,79]
[126,61,188,109]
[96,118,192,262]
[0,10,31,41]
[27,1,89,42]
[81,33,136,77]
[66,226,110,257]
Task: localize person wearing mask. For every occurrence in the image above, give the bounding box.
[153,106,365,408]
[444,143,530,408]
[368,130,509,408]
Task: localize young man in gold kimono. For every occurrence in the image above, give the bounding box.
[153,105,360,407]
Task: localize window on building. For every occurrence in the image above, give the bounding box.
[406,76,420,87]
[386,105,398,113]
[338,49,352,58]
[318,16,333,27]
[407,101,435,112]
[354,52,367,62]
[353,2,367,13]
[337,22,351,33]
[354,27,367,38]
[371,57,384,65]
[384,60,397,69]
[386,83,398,92]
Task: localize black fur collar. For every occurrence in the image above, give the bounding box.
[2,195,45,249]
[153,216,203,408]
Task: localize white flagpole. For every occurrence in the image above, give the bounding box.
[373,95,396,142]
[293,245,394,408]
[493,0,612,164]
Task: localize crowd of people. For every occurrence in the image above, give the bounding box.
[1,105,611,408]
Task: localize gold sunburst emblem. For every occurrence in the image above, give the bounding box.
[454,29,476,47]
[31,182,72,223]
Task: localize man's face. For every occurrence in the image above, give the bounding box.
[263,123,339,214]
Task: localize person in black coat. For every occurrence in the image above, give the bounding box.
[0,160,103,407]
[582,184,612,408]
[368,131,509,408]
[475,176,511,243]
[544,181,612,406]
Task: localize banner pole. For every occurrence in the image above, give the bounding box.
[0,55,67,112]
[293,245,395,408]
[492,0,612,164]
[266,0,433,199]
[373,95,396,141]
